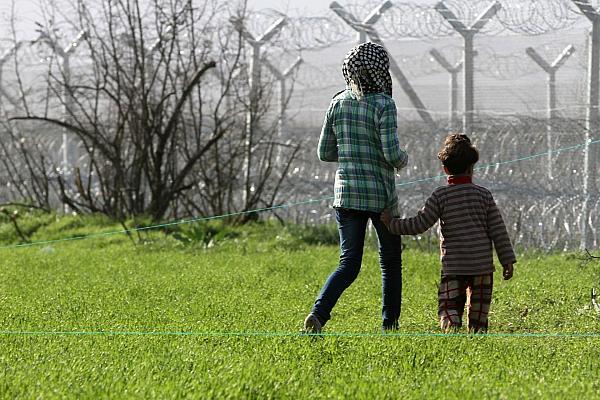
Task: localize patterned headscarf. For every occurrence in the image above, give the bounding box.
[342,42,393,99]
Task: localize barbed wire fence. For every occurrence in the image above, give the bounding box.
[1,0,600,251]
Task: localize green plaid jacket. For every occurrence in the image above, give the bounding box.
[318,89,408,212]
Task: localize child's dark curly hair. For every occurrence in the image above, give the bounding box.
[437,134,479,175]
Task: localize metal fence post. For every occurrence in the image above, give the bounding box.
[264,57,303,138]
[435,1,501,136]
[34,30,87,172]
[0,42,23,109]
[264,57,303,165]
[572,0,600,250]
[429,48,463,131]
[329,1,392,44]
[233,17,287,207]
[329,1,437,131]
[525,45,575,180]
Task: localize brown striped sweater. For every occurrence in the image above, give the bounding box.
[387,176,516,276]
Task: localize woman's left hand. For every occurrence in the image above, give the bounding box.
[380,209,392,227]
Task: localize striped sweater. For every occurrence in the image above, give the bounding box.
[387,176,516,276]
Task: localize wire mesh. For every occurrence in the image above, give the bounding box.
[1,0,600,250]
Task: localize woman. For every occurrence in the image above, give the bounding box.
[304,42,408,333]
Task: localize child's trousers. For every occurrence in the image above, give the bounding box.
[438,273,493,333]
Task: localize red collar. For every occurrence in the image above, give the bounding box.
[447,175,472,185]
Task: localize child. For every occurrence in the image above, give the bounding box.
[381,134,515,333]
[303,42,408,334]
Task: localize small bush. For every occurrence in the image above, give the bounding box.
[285,224,339,246]
[170,222,240,248]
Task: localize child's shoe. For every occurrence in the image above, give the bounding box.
[303,313,322,334]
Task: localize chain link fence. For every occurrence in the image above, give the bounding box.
[1,0,600,250]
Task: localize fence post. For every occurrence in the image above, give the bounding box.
[33,30,87,172]
[572,0,600,250]
[233,17,287,208]
[264,57,303,165]
[330,1,437,131]
[0,42,23,109]
[429,48,463,132]
[264,57,303,138]
[329,1,392,44]
[435,1,501,136]
[525,45,575,180]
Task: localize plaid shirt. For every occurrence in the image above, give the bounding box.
[318,89,408,212]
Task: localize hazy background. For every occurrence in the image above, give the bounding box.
[0,0,591,120]
[0,0,435,39]
[0,0,598,249]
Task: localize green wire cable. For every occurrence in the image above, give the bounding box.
[2,140,600,339]
[1,138,599,250]
[0,329,599,338]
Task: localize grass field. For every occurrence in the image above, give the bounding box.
[0,218,600,398]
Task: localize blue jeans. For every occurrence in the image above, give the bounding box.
[311,208,403,330]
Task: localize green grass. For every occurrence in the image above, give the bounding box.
[0,218,599,398]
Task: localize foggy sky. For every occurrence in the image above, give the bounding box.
[0,0,437,40]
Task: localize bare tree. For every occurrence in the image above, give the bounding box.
[2,0,300,224]
[0,0,59,211]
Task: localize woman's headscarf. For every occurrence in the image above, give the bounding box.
[342,42,393,99]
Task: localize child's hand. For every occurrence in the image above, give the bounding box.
[503,263,513,280]
[380,209,392,227]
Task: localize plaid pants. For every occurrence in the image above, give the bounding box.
[438,273,493,333]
